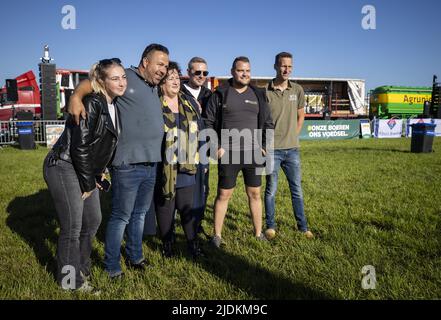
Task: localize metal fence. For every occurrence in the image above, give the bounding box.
[0,120,66,145]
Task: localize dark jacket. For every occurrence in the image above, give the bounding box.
[181,83,212,114]
[203,79,274,150]
[182,92,204,128]
[52,93,119,192]
[182,92,210,171]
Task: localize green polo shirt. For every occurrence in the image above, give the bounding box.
[266,80,305,149]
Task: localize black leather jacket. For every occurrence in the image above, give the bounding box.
[52,93,119,192]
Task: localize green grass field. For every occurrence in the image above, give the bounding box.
[0,138,440,300]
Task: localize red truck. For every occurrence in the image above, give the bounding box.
[0,71,41,121]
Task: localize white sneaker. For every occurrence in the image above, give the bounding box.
[77,280,101,296]
[80,271,91,282]
[256,233,268,241]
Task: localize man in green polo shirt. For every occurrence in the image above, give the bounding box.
[264,52,313,240]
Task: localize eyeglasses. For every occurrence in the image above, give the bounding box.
[99,58,122,67]
[192,70,209,77]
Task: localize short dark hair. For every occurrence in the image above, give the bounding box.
[274,52,293,66]
[159,61,181,85]
[188,57,207,70]
[140,43,169,64]
[232,56,250,69]
[168,61,181,76]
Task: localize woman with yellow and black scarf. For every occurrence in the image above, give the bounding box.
[155,62,204,260]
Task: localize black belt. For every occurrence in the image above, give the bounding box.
[131,162,156,166]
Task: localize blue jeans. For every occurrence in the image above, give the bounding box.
[104,163,157,276]
[264,148,308,232]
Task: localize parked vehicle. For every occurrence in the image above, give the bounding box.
[0,69,88,121]
[0,71,41,120]
[369,85,432,119]
[216,76,367,119]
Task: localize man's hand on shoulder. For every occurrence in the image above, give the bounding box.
[217,147,225,159]
[67,79,93,124]
[68,94,87,125]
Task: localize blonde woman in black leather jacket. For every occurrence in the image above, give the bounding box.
[43,58,126,292]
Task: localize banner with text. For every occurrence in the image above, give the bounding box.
[300,120,360,140]
[373,119,403,138]
[46,124,65,148]
[406,118,440,137]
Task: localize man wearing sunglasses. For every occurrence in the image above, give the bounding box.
[181,57,212,114]
[181,57,212,240]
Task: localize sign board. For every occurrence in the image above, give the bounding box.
[373,119,403,138]
[434,119,441,137]
[45,124,65,148]
[360,120,371,138]
[300,120,360,140]
[405,118,433,137]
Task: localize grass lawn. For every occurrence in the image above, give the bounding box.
[0,138,440,300]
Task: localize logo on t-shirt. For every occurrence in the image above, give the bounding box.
[245,99,258,105]
[289,94,297,102]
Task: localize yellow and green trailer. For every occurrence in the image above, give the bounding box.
[369,86,432,119]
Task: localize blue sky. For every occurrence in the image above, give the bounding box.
[1,0,440,91]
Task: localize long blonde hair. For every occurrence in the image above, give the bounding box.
[89,58,123,95]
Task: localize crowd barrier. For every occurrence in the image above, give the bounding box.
[0,120,66,146]
[1,119,440,146]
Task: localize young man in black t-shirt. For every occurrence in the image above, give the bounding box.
[204,57,274,247]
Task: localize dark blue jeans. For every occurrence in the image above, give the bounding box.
[264,148,308,232]
[104,163,156,276]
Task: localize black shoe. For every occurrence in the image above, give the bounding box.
[126,259,149,270]
[197,225,211,241]
[109,272,124,281]
[188,240,206,260]
[161,241,175,259]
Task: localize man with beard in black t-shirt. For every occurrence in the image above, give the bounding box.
[204,56,274,247]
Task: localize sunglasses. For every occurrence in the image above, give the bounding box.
[99,58,122,67]
[192,70,209,77]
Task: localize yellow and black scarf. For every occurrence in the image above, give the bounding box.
[161,93,199,200]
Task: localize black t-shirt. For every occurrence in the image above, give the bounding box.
[222,87,259,151]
